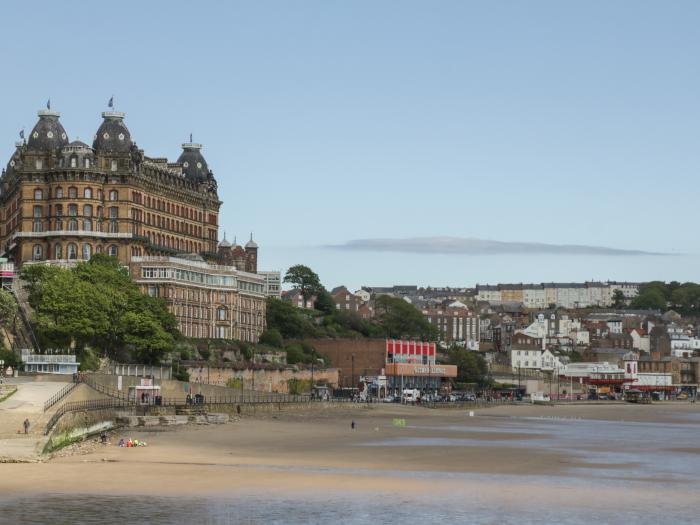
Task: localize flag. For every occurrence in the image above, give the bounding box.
[108,96,114,108]
[19,129,24,140]
[46,99,51,110]
[189,133,193,143]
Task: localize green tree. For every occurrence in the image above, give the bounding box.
[630,288,667,310]
[266,297,319,339]
[284,265,322,305]
[612,290,625,308]
[374,295,438,340]
[313,288,336,315]
[259,328,284,348]
[448,349,489,385]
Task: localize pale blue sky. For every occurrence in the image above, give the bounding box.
[1,1,698,289]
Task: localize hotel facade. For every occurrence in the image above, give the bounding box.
[1,105,271,342]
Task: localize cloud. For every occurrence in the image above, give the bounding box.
[325,236,667,256]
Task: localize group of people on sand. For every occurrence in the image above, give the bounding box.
[117,437,148,448]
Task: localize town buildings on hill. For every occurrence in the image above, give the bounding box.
[0,104,278,342]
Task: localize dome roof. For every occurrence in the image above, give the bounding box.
[218,235,232,248]
[245,234,258,249]
[27,110,69,153]
[177,142,209,181]
[92,112,133,153]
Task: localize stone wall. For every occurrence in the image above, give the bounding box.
[185,365,340,393]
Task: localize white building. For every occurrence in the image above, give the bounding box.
[21,349,79,375]
[258,271,282,298]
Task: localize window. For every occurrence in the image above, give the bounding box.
[109,190,118,201]
[83,219,92,231]
[55,187,63,199]
[109,207,118,218]
[55,204,63,217]
[68,219,77,231]
[68,187,77,198]
[70,157,77,168]
[111,160,118,172]
[67,243,77,260]
[34,188,43,200]
[33,244,43,260]
[68,204,77,216]
[55,219,63,230]
[83,204,92,217]
[84,188,92,199]
[54,244,63,259]
[33,220,42,233]
[217,307,227,321]
[35,159,43,169]
[33,205,42,218]
[95,245,103,254]
[108,245,118,257]
[220,292,226,304]
[109,221,118,233]
[83,158,90,168]
[82,244,92,260]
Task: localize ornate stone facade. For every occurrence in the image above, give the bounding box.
[1,105,265,341]
[1,109,222,265]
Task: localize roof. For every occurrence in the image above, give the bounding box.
[177,142,209,181]
[93,112,132,153]
[27,110,69,152]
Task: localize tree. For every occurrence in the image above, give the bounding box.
[259,328,284,348]
[313,288,336,315]
[630,288,667,311]
[612,290,625,308]
[266,297,319,339]
[448,349,489,385]
[284,265,322,305]
[0,289,18,329]
[374,295,438,340]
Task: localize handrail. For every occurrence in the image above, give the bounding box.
[43,380,79,412]
[44,397,131,435]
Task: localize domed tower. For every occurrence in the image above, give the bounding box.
[245,234,258,273]
[93,111,134,172]
[217,233,233,264]
[177,141,209,181]
[25,109,69,169]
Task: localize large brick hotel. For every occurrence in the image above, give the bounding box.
[0,105,272,341]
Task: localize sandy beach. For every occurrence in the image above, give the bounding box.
[2,402,699,523]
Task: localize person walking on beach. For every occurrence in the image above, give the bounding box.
[351,420,356,431]
[23,418,30,434]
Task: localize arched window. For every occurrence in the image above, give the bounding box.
[68,204,77,216]
[54,244,63,259]
[82,244,92,260]
[34,188,43,200]
[83,204,92,217]
[55,187,63,199]
[68,187,77,198]
[55,204,63,217]
[33,244,43,260]
[67,243,77,260]
[109,190,118,201]
[84,158,91,169]
[111,160,118,172]
[70,157,77,168]
[68,219,78,231]
[83,219,92,231]
[84,187,92,199]
[108,245,118,257]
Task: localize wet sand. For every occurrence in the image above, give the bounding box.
[2,402,699,521]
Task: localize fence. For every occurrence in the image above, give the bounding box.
[44,398,131,435]
[43,381,79,412]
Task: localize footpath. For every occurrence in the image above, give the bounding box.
[0,379,69,461]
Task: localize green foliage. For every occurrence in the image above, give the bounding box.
[568,350,584,363]
[0,346,20,368]
[284,265,323,304]
[21,255,177,364]
[313,289,336,315]
[284,343,306,364]
[630,282,669,311]
[173,366,190,382]
[266,297,320,339]
[287,378,311,395]
[226,377,243,389]
[0,289,17,329]
[258,328,284,348]
[76,346,100,371]
[447,349,489,385]
[374,295,438,341]
[612,290,626,308]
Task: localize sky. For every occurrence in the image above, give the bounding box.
[1,1,698,290]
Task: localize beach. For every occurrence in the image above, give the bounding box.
[1,402,699,523]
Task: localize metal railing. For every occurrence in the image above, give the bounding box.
[44,398,131,435]
[43,381,79,412]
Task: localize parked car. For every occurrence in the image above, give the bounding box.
[383,395,395,403]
